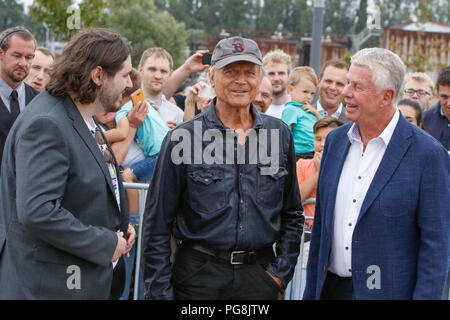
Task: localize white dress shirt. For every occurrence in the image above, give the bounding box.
[317,100,343,119]
[329,109,400,277]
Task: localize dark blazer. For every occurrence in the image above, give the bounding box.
[0,83,39,174]
[0,91,129,299]
[423,102,450,150]
[303,114,450,300]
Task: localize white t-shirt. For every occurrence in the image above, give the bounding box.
[265,104,285,119]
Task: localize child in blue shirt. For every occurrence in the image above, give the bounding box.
[110,99,168,182]
[281,67,322,160]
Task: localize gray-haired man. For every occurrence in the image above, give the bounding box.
[304,48,449,300]
[142,36,304,300]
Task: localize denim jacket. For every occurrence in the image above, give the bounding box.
[141,101,304,299]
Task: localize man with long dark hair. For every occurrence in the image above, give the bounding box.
[0,29,136,299]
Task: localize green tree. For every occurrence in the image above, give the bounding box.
[257,0,290,32]
[217,0,255,32]
[1,0,26,30]
[29,0,106,41]
[323,0,357,36]
[355,0,368,34]
[104,0,188,68]
[1,0,46,45]
[155,0,204,30]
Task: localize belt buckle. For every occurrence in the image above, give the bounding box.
[230,251,246,265]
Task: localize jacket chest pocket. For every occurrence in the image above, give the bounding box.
[257,165,288,208]
[186,167,227,214]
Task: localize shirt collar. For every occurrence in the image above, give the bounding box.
[0,76,25,100]
[204,98,264,130]
[347,108,400,146]
[286,101,304,108]
[438,102,445,117]
[317,100,343,118]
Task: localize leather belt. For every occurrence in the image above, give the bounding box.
[183,241,273,265]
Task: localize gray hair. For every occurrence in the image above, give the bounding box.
[351,48,406,100]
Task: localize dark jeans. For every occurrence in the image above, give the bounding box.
[172,244,281,300]
[320,271,355,300]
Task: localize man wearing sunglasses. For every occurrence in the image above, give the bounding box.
[0,29,136,299]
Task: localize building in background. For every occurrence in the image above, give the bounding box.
[381,22,450,82]
[206,29,350,69]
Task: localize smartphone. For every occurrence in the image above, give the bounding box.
[131,88,145,105]
[202,53,212,65]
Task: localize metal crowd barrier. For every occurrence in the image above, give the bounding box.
[284,198,315,300]
[123,182,149,300]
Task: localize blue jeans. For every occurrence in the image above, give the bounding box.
[130,154,158,182]
[120,213,146,300]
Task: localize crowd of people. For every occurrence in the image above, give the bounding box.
[0,25,448,300]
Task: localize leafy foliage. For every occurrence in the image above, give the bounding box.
[103,0,188,68]
[28,0,106,41]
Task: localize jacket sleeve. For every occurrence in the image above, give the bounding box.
[141,132,184,300]
[266,128,305,287]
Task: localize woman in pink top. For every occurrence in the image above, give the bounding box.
[297,117,343,231]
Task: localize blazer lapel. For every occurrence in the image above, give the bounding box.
[324,127,351,234]
[63,95,116,198]
[357,116,412,224]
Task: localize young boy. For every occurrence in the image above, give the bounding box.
[296,117,343,233]
[281,67,322,160]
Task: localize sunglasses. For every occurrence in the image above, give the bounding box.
[94,127,115,165]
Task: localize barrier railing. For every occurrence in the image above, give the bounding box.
[284,198,315,300]
[123,182,149,300]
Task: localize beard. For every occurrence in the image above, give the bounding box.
[272,84,287,96]
[3,65,28,84]
[99,86,122,113]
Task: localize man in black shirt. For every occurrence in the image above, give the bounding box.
[142,36,304,300]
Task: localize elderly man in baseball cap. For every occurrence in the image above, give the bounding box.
[142,37,303,300]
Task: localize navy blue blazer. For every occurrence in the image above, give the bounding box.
[304,114,450,300]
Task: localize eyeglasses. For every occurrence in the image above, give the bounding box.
[94,127,115,164]
[404,89,431,98]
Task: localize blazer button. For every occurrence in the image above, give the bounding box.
[323,266,327,272]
